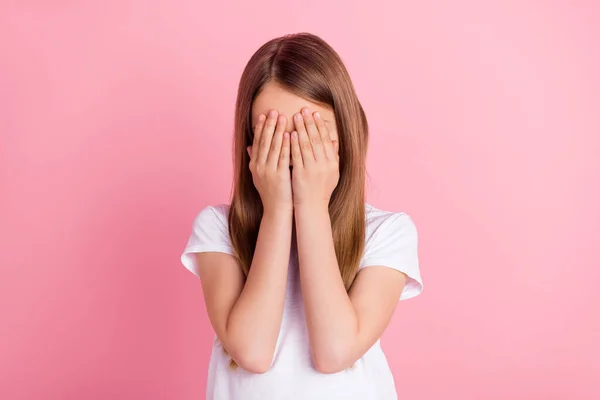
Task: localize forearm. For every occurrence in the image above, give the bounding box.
[227,207,292,367]
[294,204,359,371]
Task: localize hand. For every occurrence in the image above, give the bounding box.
[247,110,293,213]
[290,108,340,208]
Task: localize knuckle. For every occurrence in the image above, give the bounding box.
[265,118,276,128]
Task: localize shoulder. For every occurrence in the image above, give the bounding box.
[364,203,417,240]
[182,203,234,276]
[361,203,422,299]
[194,203,231,227]
[189,203,232,242]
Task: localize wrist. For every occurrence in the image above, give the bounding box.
[263,203,294,219]
[293,201,330,215]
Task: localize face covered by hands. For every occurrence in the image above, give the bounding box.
[248,82,340,211]
[247,107,340,211]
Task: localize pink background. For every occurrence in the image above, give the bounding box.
[1,1,599,399]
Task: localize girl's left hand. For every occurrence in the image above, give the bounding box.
[290,107,340,208]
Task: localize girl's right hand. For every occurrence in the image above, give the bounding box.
[247,110,292,213]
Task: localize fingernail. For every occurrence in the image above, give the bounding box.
[314,112,321,120]
[258,114,266,122]
[269,110,277,118]
[302,108,310,116]
[295,114,302,122]
[283,132,289,139]
[292,131,298,139]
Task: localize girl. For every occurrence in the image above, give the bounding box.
[181,32,423,400]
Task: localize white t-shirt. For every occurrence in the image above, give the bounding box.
[181,203,423,400]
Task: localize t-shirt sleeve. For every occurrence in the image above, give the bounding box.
[359,212,423,300]
[180,204,236,278]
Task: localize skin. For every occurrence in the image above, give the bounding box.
[197,81,408,374]
[251,81,339,142]
[196,98,293,374]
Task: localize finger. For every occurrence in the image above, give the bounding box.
[333,141,339,161]
[301,108,325,161]
[294,113,315,164]
[247,146,252,158]
[266,115,286,166]
[251,114,266,162]
[313,111,335,160]
[259,110,278,163]
[278,131,290,169]
[291,131,304,169]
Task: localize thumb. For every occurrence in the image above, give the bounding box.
[247,146,252,157]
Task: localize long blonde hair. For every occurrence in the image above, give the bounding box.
[226,32,369,368]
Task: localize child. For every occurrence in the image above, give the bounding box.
[181,32,423,400]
